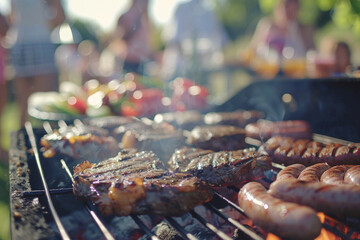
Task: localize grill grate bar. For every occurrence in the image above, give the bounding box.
[43,121,53,135]
[60,159,73,182]
[21,188,73,197]
[25,122,71,240]
[74,119,85,128]
[60,159,115,240]
[58,120,68,129]
[323,222,348,239]
[38,123,360,240]
[345,228,356,239]
[271,162,285,170]
[213,191,245,215]
[204,203,264,240]
[88,208,115,240]
[313,133,354,145]
[245,137,262,147]
[189,209,233,240]
[165,217,199,240]
[131,215,160,240]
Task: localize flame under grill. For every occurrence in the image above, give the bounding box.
[9,122,360,240]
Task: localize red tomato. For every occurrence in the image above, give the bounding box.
[67,96,87,115]
[121,102,140,117]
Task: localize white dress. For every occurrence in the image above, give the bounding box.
[10,0,57,77]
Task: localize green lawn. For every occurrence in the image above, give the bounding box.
[0,102,20,240]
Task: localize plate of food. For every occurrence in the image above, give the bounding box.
[28,74,209,122]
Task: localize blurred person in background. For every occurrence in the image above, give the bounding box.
[0,12,8,160]
[161,0,228,82]
[308,39,353,78]
[8,0,65,126]
[333,41,352,76]
[248,0,315,78]
[113,0,152,75]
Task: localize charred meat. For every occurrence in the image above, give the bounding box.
[73,150,213,216]
[40,125,119,161]
[168,147,214,172]
[186,125,246,151]
[121,122,186,162]
[168,147,271,187]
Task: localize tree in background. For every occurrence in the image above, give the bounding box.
[214,0,360,40]
[324,0,360,36]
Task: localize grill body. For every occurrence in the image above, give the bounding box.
[216,78,360,142]
[9,78,360,239]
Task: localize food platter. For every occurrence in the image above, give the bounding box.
[27,76,209,123]
[28,92,86,122]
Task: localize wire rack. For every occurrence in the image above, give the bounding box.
[9,121,360,240]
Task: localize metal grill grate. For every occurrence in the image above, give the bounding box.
[10,121,360,240]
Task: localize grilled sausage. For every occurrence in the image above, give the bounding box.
[238,182,322,240]
[344,165,360,185]
[320,165,353,185]
[276,164,306,181]
[245,120,312,140]
[297,163,330,182]
[263,136,360,166]
[269,180,360,218]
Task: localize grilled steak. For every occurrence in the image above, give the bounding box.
[153,110,204,130]
[186,125,246,151]
[121,122,186,162]
[168,147,271,187]
[168,147,214,172]
[245,120,312,140]
[40,125,119,161]
[204,110,263,127]
[73,150,213,216]
[262,136,360,166]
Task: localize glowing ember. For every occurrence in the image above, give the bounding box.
[266,233,281,240]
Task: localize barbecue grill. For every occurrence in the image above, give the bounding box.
[9,78,360,239]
